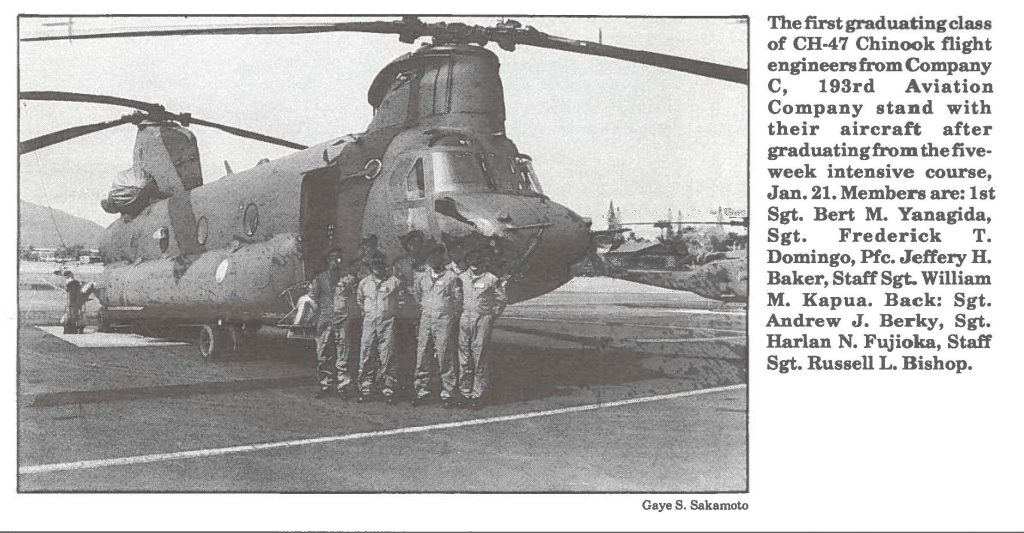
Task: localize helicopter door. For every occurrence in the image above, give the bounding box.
[300,167,340,278]
[387,155,436,237]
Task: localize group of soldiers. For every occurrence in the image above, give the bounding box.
[307,232,507,410]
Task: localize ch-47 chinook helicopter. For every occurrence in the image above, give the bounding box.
[19,17,748,358]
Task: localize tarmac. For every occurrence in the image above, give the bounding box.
[17,276,747,492]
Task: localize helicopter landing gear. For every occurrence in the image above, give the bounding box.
[197,324,230,360]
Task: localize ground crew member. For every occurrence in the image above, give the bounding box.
[392,230,428,392]
[411,248,462,407]
[445,243,469,382]
[310,249,358,398]
[60,270,95,334]
[357,257,403,404]
[457,250,508,409]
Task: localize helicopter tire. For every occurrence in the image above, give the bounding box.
[197,324,229,360]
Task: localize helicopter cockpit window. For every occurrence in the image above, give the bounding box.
[432,151,494,193]
[243,203,259,236]
[406,158,426,200]
[514,155,544,194]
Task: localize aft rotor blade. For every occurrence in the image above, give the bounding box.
[187,117,308,150]
[20,90,166,113]
[20,114,135,154]
[515,32,748,84]
[20,20,405,42]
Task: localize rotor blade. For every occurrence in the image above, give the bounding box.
[21,20,405,42]
[186,117,308,151]
[20,115,135,154]
[22,90,308,150]
[20,90,166,113]
[21,18,747,83]
[515,32,748,84]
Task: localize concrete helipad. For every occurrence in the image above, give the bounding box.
[18,281,748,492]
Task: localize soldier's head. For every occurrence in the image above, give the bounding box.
[426,248,445,271]
[370,257,388,278]
[466,250,486,274]
[324,249,343,272]
[447,244,466,265]
[402,230,425,255]
[361,234,379,254]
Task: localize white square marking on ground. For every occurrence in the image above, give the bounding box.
[36,326,189,348]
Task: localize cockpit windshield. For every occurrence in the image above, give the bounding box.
[432,150,545,197]
[513,154,544,195]
[432,151,494,193]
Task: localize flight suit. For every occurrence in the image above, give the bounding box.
[447,261,468,373]
[392,253,425,389]
[357,273,403,396]
[312,270,358,390]
[457,270,507,400]
[412,268,463,400]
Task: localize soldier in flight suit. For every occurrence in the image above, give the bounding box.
[411,248,463,407]
[310,249,359,398]
[356,257,403,404]
[391,230,428,394]
[457,250,508,409]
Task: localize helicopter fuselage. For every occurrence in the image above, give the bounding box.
[95,44,592,326]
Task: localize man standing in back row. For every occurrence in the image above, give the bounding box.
[457,250,507,409]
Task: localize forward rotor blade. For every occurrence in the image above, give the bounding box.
[20,115,135,154]
[20,20,405,42]
[21,18,748,84]
[20,90,166,113]
[187,117,308,150]
[515,32,748,84]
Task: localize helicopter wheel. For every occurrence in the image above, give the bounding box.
[197,324,229,361]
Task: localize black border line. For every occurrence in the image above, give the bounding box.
[15,13,751,496]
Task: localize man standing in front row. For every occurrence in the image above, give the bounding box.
[457,250,508,409]
[412,248,463,408]
[311,249,358,398]
[357,257,403,404]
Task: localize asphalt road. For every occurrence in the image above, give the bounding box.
[18,281,747,492]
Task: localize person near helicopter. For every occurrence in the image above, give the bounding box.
[391,230,430,396]
[410,247,463,407]
[356,256,404,404]
[59,269,95,334]
[456,249,508,409]
[308,249,359,398]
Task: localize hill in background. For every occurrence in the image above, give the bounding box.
[19,200,106,249]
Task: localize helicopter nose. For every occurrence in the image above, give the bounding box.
[434,193,591,271]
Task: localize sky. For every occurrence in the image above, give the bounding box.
[18,16,747,237]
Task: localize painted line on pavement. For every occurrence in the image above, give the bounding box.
[631,336,748,344]
[19,384,747,475]
[501,316,746,334]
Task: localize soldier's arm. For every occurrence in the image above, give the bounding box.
[356,280,366,312]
